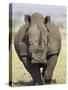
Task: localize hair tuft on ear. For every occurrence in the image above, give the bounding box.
[24,15,31,24]
[44,16,51,24]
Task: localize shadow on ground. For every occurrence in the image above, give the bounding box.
[12,79,57,86]
[13,81,34,86]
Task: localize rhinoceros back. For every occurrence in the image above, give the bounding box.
[47,22,61,56]
[14,24,29,59]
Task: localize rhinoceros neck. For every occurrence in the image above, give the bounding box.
[31,12,44,23]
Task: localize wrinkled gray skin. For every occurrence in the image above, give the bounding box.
[14,12,61,85]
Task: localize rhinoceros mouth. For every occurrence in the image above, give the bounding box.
[31,53,47,64]
[29,47,47,64]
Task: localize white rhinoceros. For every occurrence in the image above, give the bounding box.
[14,12,61,85]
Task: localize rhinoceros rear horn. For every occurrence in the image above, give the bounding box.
[44,16,51,24]
[24,15,31,24]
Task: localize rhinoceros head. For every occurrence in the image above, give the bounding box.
[24,12,50,63]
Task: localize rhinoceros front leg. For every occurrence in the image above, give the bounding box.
[42,55,58,84]
[21,57,42,85]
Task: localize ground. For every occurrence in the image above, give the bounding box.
[9,28,66,86]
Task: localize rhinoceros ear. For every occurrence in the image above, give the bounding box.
[44,16,51,24]
[24,15,31,24]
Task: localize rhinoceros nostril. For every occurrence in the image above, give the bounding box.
[35,48,44,53]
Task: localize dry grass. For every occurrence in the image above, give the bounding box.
[9,41,66,86]
[9,27,66,86]
[52,46,66,84]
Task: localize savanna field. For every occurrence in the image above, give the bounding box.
[9,5,66,86]
[9,24,66,86]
